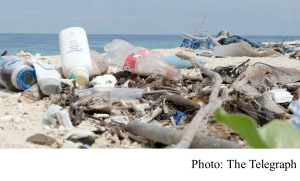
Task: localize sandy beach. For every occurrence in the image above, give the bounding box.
[0,45,299,148]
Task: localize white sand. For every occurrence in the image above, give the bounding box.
[0,46,299,148]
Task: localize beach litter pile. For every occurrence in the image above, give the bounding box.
[1,27,300,149]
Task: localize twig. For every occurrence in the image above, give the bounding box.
[174,52,222,148]
[182,74,203,81]
[125,121,240,148]
[140,107,163,123]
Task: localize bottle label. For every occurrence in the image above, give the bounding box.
[123,49,153,73]
[67,40,82,54]
[5,60,21,67]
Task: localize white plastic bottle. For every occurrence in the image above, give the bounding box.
[31,57,62,95]
[0,58,37,92]
[59,27,93,86]
[103,39,181,81]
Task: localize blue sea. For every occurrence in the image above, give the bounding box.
[0,34,300,56]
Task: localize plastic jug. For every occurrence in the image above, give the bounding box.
[59,27,93,86]
[103,39,181,81]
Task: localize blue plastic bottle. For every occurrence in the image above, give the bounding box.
[0,57,37,91]
[165,55,206,69]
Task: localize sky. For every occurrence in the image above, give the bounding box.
[0,0,299,36]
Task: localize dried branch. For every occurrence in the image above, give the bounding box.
[125,121,239,148]
[174,52,222,148]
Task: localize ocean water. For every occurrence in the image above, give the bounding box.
[0,33,300,56]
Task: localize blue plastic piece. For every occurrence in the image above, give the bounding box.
[164,111,185,125]
[165,55,206,69]
[16,67,37,90]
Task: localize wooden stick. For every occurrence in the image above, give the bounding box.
[182,74,203,81]
[174,52,222,148]
[125,121,240,148]
[126,132,149,144]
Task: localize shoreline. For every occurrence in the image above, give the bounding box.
[0,46,299,148]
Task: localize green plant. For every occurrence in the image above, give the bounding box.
[214,107,300,148]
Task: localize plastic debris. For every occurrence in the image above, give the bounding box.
[46,104,74,128]
[164,111,185,125]
[271,89,293,104]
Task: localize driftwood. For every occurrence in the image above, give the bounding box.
[235,102,275,126]
[165,94,200,113]
[173,52,222,148]
[285,82,300,92]
[232,65,300,96]
[255,92,291,119]
[182,74,203,81]
[69,91,112,125]
[125,121,240,148]
[290,50,300,59]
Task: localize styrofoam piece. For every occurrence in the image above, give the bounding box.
[90,74,117,87]
[271,89,293,103]
[213,42,278,57]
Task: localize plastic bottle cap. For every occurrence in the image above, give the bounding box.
[38,77,62,95]
[70,70,89,86]
[166,66,176,80]
[16,67,37,90]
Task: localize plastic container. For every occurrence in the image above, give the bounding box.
[165,55,206,69]
[103,39,181,81]
[59,27,93,86]
[75,87,144,101]
[47,104,73,128]
[0,58,37,92]
[31,57,62,95]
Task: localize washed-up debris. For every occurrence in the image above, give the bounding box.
[213,42,278,57]
[89,49,109,80]
[69,91,112,126]
[76,87,144,101]
[173,52,222,148]
[255,92,291,119]
[69,136,95,146]
[290,50,300,59]
[4,27,300,149]
[180,32,224,49]
[46,104,73,127]
[288,100,300,129]
[165,94,200,113]
[18,83,45,103]
[26,133,59,148]
[217,30,265,48]
[63,129,96,140]
[125,120,240,148]
[232,65,300,96]
[1,50,7,56]
[90,74,117,88]
[224,99,274,126]
[270,89,293,103]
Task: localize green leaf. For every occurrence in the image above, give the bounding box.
[214,108,268,148]
[259,120,300,148]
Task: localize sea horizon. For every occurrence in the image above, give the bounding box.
[1,33,300,56]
